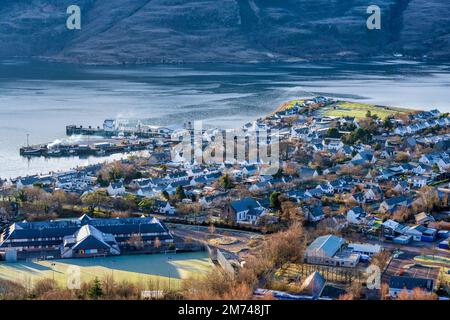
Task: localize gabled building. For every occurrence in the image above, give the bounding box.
[352,151,376,164]
[166,171,189,182]
[0,215,173,259]
[304,235,360,267]
[15,175,54,190]
[413,163,432,175]
[404,225,437,242]
[299,272,326,298]
[408,175,429,188]
[61,224,120,258]
[393,181,410,194]
[437,158,450,172]
[305,206,325,222]
[388,276,435,298]
[107,182,126,196]
[347,207,367,225]
[382,219,408,239]
[380,196,412,213]
[298,167,319,181]
[224,198,268,225]
[154,200,176,215]
[414,212,435,225]
[316,183,334,195]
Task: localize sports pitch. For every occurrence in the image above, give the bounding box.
[322,101,411,120]
[0,251,213,289]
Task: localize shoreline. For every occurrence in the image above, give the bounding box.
[0,97,430,183]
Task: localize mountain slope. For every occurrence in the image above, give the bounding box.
[0,0,449,64]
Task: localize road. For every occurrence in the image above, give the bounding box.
[362,238,450,259]
[167,223,263,257]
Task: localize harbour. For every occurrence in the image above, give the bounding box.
[19,119,178,159]
[1,60,450,178]
[19,138,153,158]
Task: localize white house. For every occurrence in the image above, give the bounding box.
[154,200,176,215]
[226,198,268,225]
[316,182,334,194]
[324,139,344,151]
[15,175,53,190]
[408,175,428,188]
[393,181,409,194]
[347,243,382,256]
[404,226,423,241]
[107,182,126,196]
[437,158,450,172]
[352,151,377,164]
[363,187,382,201]
[347,207,367,225]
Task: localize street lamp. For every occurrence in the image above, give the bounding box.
[51,262,56,281]
[168,271,171,291]
[111,259,115,279]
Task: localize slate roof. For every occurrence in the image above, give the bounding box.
[350,207,365,215]
[320,285,347,300]
[389,276,434,292]
[309,206,325,218]
[384,195,409,207]
[230,198,261,213]
[0,215,172,248]
[306,235,344,258]
[110,182,124,189]
[69,225,115,251]
[168,171,189,179]
[357,151,374,162]
[300,272,326,298]
[298,167,317,179]
[247,207,266,218]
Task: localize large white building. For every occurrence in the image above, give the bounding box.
[304,235,361,267]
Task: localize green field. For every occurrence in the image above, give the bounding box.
[322,101,412,120]
[0,252,213,290]
[414,255,450,284]
[415,255,450,265]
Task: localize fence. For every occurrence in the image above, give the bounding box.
[204,244,237,277]
[277,263,365,284]
[216,249,237,277]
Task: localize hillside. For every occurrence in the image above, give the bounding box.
[0,0,449,64]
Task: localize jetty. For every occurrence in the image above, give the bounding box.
[66,119,174,139]
[20,138,153,158]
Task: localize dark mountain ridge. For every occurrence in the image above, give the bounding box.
[0,0,449,64]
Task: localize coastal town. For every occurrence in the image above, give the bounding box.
[0,96,449,300]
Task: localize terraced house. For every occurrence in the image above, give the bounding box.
[0,214,173,259]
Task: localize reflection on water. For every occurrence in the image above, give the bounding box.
[0,59,449,178]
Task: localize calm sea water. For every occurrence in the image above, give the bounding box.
[0,59,450,179]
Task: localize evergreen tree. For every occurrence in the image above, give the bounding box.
[269,192,281,210]
[219,174,233,189]
[327,127,340,138]
[432,164,441,174]
[176,186,186,200]
[87,278,103,300]
[162,190,170,201]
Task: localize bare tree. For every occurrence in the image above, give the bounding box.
[127,233,144,250]
[154,237,161,249]
[380,283,389,300]
[208,224,216,235]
